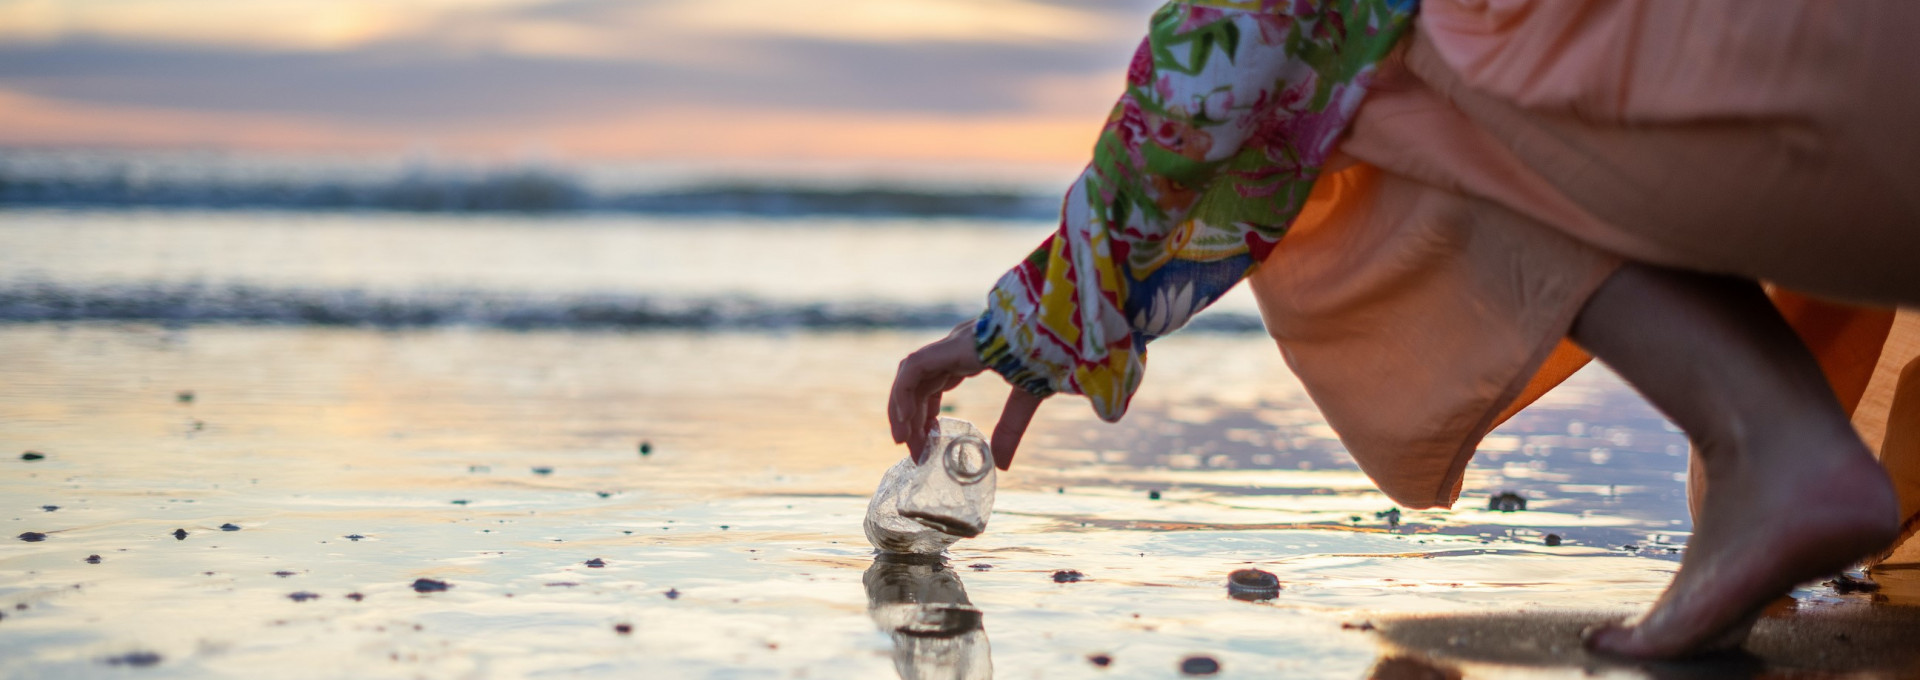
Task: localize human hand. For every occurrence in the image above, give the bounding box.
[888,322,1045,470]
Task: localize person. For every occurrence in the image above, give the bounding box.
[887,0,1920,660]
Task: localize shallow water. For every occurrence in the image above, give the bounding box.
[3,209,1916,678]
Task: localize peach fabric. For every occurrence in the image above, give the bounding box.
[1246,0,1920,564]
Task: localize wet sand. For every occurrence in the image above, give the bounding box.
[3,324,1916,679]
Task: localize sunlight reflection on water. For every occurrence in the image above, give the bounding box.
[0,322,1908,677]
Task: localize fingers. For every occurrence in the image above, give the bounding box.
[914,389,943,463]
[888,356,922,446]
[888,326,991,461]
[990,387,1044,471]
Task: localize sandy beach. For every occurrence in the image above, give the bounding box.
[0,211,1913,679]
[2,320,1913,679]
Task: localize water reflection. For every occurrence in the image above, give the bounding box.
[863,554,993,680]
[1026,365,1698,552]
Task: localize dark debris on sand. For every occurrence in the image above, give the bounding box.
[664,588,681,600]
[1052,570,1085,583]
[20,451,45,461]
[1227,568,1281,601]
[614,623,633,635]
[85,554,101,564]
[172,529,188,540]
[1088,653,1113,667]
[345,534,366,541]
[41,505,57,512]
[968,563,993,571]
[639,440,653,456]
[18,532,46,542]
[1147,490,1161,500]
[1830,574,1880,594]
[584,558,606,568]
[1179,655,1220,675]
[1487,492,1527,512]
[287,592,320,602]
[1544,533,1562,547]
[273,571,297,578]
[220,523,241,532]
[346,593,364,601]
[411,578,451,593]
[103,651,163,667]
[1376,507,1401,529]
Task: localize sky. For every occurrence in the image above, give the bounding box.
[0,0,1165,170]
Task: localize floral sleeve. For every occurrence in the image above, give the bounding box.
[974,0,1417,421]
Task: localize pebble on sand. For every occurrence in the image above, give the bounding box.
[1052,570,1085,583]
[103,651,163,667]
[287,592,321,602]
[1087,654,1113,667]
[664,588,681,600]
[1832,574,1881,594]
[1226,568,1282,601]
[532,466,554,475]
[20,451,45,461]
[614,623,633,635]
[411,578,452,593]
[85,554,101,564]
[220,523,241,532]
[345,534,366,541]
[18,532,46,542]
[639,440,653,456]
[41,505,57,512]
[1179,655,1221,675]
[584,558,607,568]
[1544,533,1562,547]
[1487,492,1527,512]
[274,571,297,577]
[172,529,188,540]
[1376,507,1402,529]
[176,390,195,404]
[1148,490,1162,500]
[346,593,365,601]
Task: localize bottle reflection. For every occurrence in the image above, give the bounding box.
[864,553,993,680]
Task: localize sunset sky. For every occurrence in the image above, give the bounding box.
[0,0,1163,169]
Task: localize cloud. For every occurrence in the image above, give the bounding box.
[0,0,1167,161]
[0,33,1131,123]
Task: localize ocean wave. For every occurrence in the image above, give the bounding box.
[0,168,1058,220]
[0,283,1268,333]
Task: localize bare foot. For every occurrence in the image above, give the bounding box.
[1585,426,1899,658]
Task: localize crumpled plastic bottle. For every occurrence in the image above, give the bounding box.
[865,417,997,554]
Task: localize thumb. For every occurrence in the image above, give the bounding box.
[990,388,1044,471]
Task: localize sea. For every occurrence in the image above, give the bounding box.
[2,152,1905,679]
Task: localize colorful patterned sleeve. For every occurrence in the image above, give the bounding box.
[974,0,1417,421]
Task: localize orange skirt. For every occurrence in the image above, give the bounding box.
[1249,0,1920,565]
